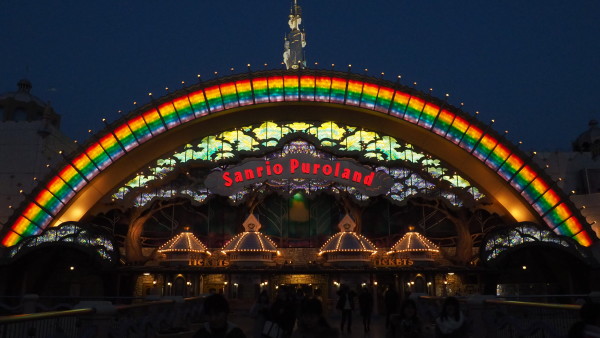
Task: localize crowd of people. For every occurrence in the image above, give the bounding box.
[191,284,472,338]
[190,284,600,338]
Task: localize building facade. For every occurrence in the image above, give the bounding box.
[1,70,599,306]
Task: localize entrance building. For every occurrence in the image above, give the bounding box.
[0,70,598,304]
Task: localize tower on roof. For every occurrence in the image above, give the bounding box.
[387,226,440,265]
[221,214,279,267]
[283,0,307,70]
[157,227,210,266]
[318,214,377,267]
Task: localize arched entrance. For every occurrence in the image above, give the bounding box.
[495,245,591,295]
[2,70,596,301]
[2,71,593,249]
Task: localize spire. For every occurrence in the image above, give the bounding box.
[283,0,307,70]
[17,79,32,93]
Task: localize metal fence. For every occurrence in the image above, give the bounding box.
[416,295,583,338]
[0,296,204,338]
[0,293,592,338]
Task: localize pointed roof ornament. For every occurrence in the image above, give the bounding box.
[283,0,307,70]
[338,214,357,232]
[242,214,262,232]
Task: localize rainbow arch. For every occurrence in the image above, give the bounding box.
[1,70,596,247]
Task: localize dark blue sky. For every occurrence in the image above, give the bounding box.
[2,1,599,151]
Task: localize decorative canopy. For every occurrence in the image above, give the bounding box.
[158,228,210,255]
[319,214,377,255]
[221,214,278,253]
[388,226,439,255]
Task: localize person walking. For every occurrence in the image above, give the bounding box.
[568,302,600,337]
[387,299,423,338]
[193,294,246,338]
[291,298,339,338]
[358,287,373,333]
[250,290,271,338]
[435,297,467,338]
[335,284,356,334]
[384,285,399,328]
[271,286,297,338]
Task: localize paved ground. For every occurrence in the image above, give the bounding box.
[229,310,436,338]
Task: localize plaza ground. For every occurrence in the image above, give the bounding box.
[228,308,437,338]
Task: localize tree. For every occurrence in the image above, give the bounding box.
[339,193,364,231]
[124,199,186,264]
[408,196,497,266]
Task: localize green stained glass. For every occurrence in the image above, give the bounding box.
[359,130,378,144]
[221,141,233,153]
[452,175,471,188]
[214,140,234,161]
[116,187,128,197]
[235,132,256,152]
[157,158,176,167]
[423,158,440,166]
[214,152,235,161]
[344,133,363,151]
[124,177,140,189]
[253,121,281,142]
[287,122,313,132]
[365,140,379,155]
[317,122,346,141]
[427,167,445,178]
[220,130,240,143]
[204,136,222,160]
[111,121,485,207]
[364,152,384,160]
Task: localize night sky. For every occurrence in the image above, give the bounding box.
[1,1,599,152]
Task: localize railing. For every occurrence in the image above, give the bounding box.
[416,295,583,338]
[0,295,163,316]
[0,296,204,338]
[0,293,595,337]
[0,308,95,338]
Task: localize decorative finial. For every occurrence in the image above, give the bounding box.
[337,214,357,232]
[243,214,262,232]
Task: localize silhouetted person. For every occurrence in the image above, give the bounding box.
[384,285,399,327]
[335,284,356,334]
[193,294,246,338]
[291,298,339,338]
[387,299,423,338]
[271,286,297,338]
[358,287,373,333]
[435,297,467,338]
[568,302,600,338]
[313,288,324,312]
[250,290,271,338]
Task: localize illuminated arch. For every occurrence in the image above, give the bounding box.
[481,222,590,265]
[1,70,596,247]
[7,221,117,265]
